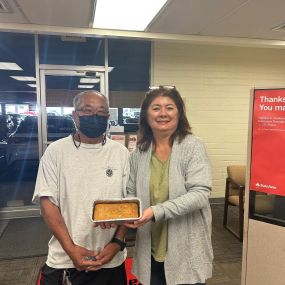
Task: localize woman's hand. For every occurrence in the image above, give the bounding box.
[123,207,154,229]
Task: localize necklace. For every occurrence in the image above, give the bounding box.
[72,132,107,148]
[72,133,81,149]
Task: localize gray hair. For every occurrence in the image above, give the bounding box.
[73,90,108,110]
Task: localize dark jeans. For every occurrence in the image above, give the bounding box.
[40,262,127,285]
[151,256,206,285]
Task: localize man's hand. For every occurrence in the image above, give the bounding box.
[85,242,120,271]
[93,222,117,229]
[123,207,154,229]
[68,244,102,271]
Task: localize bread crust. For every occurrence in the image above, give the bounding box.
[93,202,139,221]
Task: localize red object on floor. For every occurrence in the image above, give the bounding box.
[125,257,142,284]
[37,271,41,285]
[36,258,141,285]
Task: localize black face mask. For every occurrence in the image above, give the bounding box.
[78,114,108,138]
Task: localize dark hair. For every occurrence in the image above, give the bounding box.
[138,86,192,152]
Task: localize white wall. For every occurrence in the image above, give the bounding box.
[152,42,285,197]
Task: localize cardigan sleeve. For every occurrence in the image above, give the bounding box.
[126,150,138,198]
[152,137,212,221]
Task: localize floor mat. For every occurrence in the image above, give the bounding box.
[0,217,51,259]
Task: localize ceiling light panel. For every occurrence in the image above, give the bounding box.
[10,76,36,81]
[0,62,23,70]
[93,0,167,31]
[78,85,94,88]
[80,78,100,83]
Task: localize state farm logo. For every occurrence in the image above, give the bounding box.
[255,182,276,190]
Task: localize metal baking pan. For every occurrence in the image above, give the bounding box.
[92,198,142,223]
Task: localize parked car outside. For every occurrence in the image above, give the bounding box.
[6,115,75,169]
[0,115,8,142]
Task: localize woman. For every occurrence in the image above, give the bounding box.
[126,86,213,285]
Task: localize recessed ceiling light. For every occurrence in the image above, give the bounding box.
[27,84,37,88]
[78,85,94,89]
[0,62,23,70]
[10,76,36,81]
[80,78,100,83]
[93,0,167,31]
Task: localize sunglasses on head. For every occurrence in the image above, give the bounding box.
[148,85,176,90]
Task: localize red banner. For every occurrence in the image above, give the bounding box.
[250,89,285,196]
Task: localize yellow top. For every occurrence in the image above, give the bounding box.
[150,153,170,262]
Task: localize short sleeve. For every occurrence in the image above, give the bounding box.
[32,145,59,206]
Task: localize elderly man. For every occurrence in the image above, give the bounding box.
[33,91,129,285]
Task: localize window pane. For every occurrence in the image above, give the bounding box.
[108,39,151,108]
[39,35,105,66]
[0,32,37,207]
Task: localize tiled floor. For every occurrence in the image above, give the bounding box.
[208,204,242,285]
[0,204,242,285]
[0,255,45,285]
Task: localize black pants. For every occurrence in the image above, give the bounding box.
[151,256,206,285]
[40,262,127,285]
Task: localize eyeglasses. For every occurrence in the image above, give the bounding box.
[76,107,109,117]
[149,85,176,90]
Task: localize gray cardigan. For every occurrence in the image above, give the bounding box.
[127,134,213,285]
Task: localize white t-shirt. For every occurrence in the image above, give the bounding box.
[32,136,130,269]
